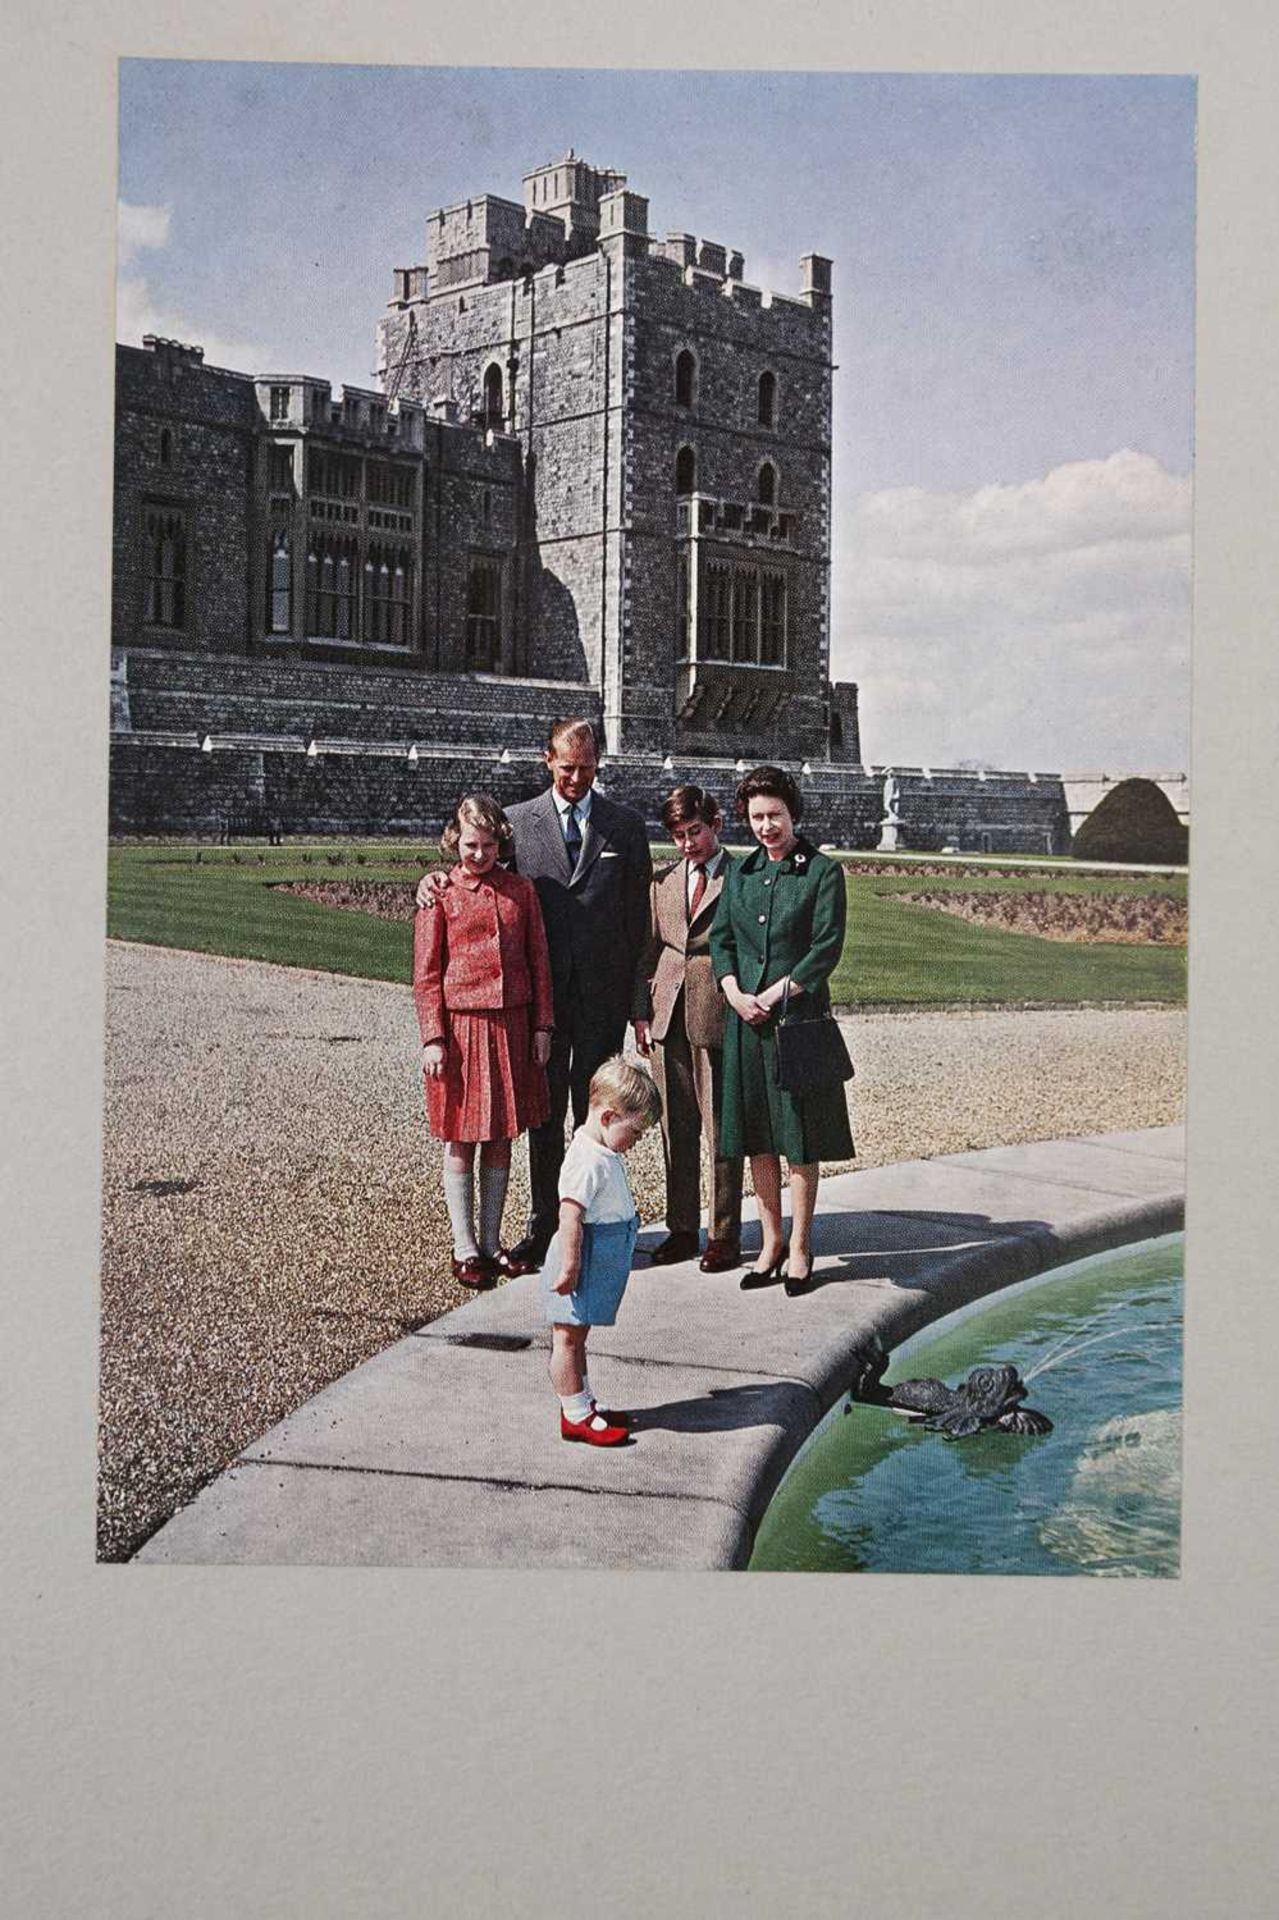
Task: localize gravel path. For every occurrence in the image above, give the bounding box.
[99,941,1186,1560]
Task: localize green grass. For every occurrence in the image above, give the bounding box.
[107,842,429,984]
[107,842,1188,1006]
[830,871,1185,1005]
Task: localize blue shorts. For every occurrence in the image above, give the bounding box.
[540,1216,639,1327]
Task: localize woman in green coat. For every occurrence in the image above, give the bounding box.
[709,765,854,1296]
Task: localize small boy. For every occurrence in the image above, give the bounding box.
[539,1056,663,1447]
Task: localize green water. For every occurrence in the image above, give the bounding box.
[750,1235,1183,1577]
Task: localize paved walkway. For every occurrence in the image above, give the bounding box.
[138,1126,1183,1568]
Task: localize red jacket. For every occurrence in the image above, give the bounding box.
[413,864,554,1046]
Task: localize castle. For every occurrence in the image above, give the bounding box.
[110,152,1068,851]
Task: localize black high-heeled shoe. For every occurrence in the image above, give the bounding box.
[783,1254,815,1297]
[740,1248,788,1291]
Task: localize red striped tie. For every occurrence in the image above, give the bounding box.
[689,862,707,917]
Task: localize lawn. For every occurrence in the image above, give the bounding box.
[106,842,1188,1006]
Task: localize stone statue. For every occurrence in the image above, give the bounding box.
[877,769,904,849]
[846,1346,1053,1438]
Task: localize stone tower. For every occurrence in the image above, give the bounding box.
[377,154,839,760]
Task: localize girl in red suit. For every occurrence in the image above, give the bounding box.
[414,794,555,1287]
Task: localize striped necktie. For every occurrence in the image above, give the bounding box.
[688,862,708,917]
[564,803,583,870]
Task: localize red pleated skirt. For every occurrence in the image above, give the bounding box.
[425,1004,550,1143]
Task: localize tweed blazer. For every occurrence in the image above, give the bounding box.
[413,863,554,1046]
[634,853,733,1050]
[504,785,652,1030]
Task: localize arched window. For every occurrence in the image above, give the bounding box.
[159,427,173,467]
[675,445,696,496]
[758,370,777,429]
[674,349,696,409]
[483,363,504,427]
[144,507,187,629]
[336,552,352,640]
[306,533,357,639]
[268,527,290,634]
[757,462,777,507]
[466,557,503,670]
[390,558,409,648]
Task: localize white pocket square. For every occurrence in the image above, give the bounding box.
[600,849,619,858]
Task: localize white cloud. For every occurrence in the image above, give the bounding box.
[117,201,171,271]
[116,198,275,373]
[833,451,1192,774]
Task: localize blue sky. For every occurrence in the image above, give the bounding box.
[118,64,1195,773]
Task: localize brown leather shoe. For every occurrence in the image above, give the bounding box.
[452,1255,495,1290]
[647,1231,700,1266]
[699,1239,742,1273]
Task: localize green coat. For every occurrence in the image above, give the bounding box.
[708,835,855,1165]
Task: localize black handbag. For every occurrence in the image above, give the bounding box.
[771,978,854,1093]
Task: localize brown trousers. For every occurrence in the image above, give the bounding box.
[651,995,743,1245]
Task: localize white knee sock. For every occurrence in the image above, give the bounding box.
[477,1159,510,1257]
[442,1154,478,1259]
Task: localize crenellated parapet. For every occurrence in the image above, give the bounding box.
[253,376,427,450]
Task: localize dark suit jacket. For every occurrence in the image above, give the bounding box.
[505,785,653,1036]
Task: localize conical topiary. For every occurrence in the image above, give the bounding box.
[1072,778,1188,864]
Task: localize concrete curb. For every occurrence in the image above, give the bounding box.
[136,1125,1184,1569]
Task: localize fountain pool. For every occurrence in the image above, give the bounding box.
[749,1234,1183,1576]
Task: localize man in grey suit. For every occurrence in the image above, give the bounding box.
[501,718,653,1269]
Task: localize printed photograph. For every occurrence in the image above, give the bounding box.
[103,63,1192,1570]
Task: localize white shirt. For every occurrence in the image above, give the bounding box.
[558,1126,636,1223]
[553,788,593,838]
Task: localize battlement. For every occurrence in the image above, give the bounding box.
[253,376,427,447]
[414,156,829,316]
[142,334,205,365]
[425,192,574,295]
[677,492,798,547]
[523,150,626,253]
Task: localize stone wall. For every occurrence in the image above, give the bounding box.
[115,647,599,751]
[114,345,258,655]
[109,715,1069,853]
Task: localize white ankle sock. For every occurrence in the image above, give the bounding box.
[561,1390,593,1425]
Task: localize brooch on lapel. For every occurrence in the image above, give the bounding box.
[794,851,808,869]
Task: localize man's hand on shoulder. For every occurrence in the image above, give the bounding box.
[415,870,449,911]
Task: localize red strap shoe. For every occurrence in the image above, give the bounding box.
[590,1399,635,1430]
[561,1409,631,1447]
[451,1255,495,1290]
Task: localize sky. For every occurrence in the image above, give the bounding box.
[117,64,1195,775]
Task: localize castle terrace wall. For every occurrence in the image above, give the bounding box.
[116,648,599,750]
[109,710,1069,851]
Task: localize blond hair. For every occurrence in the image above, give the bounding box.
[440,791,514,861]
[589,1055,662,1128]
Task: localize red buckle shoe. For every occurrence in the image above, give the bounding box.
[561,1409,631,1447]
[452,1255,495,1290]
[590,1399,635,1430]
[494,1246,540,1278]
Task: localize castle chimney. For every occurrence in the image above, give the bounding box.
[801,253,832,315]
